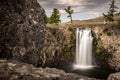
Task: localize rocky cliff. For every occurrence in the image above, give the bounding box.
[92,25,120,71]
[40,25,120,70]
[40,26,75,66]
[0,0,46,66]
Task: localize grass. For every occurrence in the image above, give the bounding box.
[70,21,104,26]
[47,21,105,28]
[47,14,120,27]
[48,22,119,28]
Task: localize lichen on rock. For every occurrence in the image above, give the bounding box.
[0,0,46,66]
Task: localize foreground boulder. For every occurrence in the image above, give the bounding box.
[0,0,45,65]
[107,72,120,80]
[0,60,96,80]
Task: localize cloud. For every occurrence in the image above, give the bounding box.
[59,9,65,14]
[87,11,101,18]
[38,0,120,21]
[38,0,120,12]
[57,0,82,6]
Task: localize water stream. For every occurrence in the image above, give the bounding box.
[74,28,94,69]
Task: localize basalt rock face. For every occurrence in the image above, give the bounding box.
[0,0,46,65]
[92,25,120,71]
[40,27,75,67]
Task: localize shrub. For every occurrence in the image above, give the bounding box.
[117,20,120,24]
[117,20,120,29]
[107,32,112,36]
[103,27,108,33]
[67,27,74,32]
[96,49,101,54]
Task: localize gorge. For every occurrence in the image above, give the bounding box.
[0,0,120,80]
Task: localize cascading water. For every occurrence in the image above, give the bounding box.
[74,28,94,69]
[52,28,114,79]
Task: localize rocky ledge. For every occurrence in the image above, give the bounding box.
[0,59,97,80]
[107,72,120,80]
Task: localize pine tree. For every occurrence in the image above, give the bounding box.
[103,0,118,23]
[49,8,61,24]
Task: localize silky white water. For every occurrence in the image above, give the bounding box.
[74,28,93,69]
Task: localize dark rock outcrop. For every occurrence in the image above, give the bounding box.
[0,60,96,80]
[40,26,75,66]
[0,0,46,65]
[107,72,120,80]
[92,25,120,70]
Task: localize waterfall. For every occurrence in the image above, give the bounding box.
[74,28,94,69]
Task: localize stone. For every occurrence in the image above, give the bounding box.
[92,25,120,71]
[107,72,120,80]
[0,59,97,80]
[40,27,75,66]
[0,0,46,66]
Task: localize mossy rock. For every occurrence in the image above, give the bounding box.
[103,27,109,33]
[96,49,101,54]
[107,31,112,36]
[67,27,74,32]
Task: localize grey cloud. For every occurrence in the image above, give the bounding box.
[38,0,120,13]
[38,0,66,10]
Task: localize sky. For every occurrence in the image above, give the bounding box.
[38,0,120,22]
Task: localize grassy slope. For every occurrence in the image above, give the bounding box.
[82,14,120,22]
[47,14,120,27]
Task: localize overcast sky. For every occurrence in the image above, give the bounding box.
[38,0,120,22]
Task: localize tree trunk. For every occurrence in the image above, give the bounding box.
[70,16,73,23]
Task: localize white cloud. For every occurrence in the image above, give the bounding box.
[87,11,101,18]
[59,9,65,14]
[58,0,81,6]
